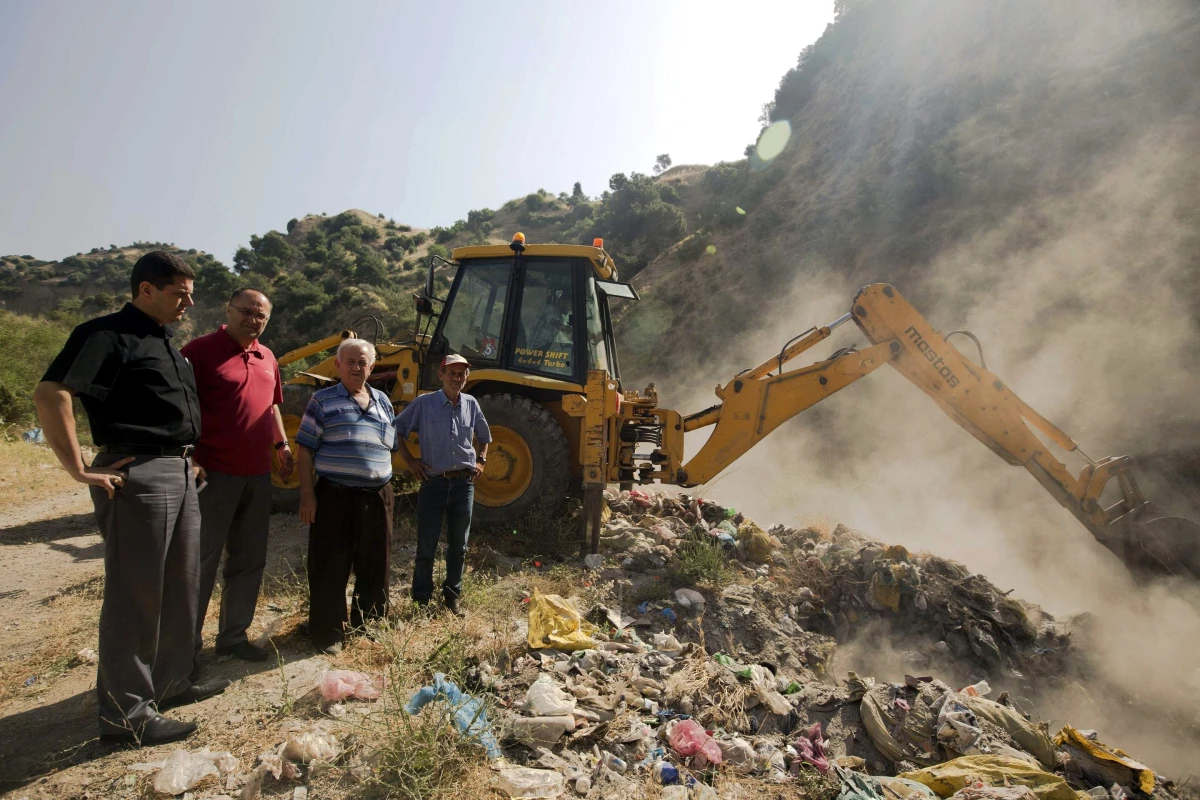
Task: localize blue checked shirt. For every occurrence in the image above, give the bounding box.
[295,383,398,488]
[394,389,491,474]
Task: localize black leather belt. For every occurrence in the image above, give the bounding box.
[435,469,476,480]
[318,477,389,493]
[100,444,195,458]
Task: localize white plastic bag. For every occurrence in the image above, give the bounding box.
[317,669,384,701]
[525,674,576,716]
[494,766,565,798]
[281,721,340,763]
[137,748,238,795]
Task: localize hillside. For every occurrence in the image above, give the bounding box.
[5,1,1198,443]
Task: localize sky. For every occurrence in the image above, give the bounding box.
[0,0,833,263]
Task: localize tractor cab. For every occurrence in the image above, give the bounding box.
[419,234,638,391]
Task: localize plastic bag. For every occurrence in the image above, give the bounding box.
[674,587,706,611]
[525,674,577,716]
[652,633,683,655]
[494,766,565,798]
[527,588,598,650]
[282,721,340,763]
[717,737,756,772]
[793,722,830,774]
[135,748,238,795]
[936,694,983,754]
[668,719,723,765]
[749,665,793,715]
[318,669,384,701]
[405,672,501,759]
[835,767,939,800]
[1052,724,1154,794]
[960,695,1056,769]
[900,755,1081,800]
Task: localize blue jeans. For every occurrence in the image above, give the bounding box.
[412,476,474,603]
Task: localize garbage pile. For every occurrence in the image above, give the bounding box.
[600,489,1081,684]
[464,490,1187,800]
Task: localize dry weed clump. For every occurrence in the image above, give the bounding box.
[0,439,85,511]
[664,648,750,731]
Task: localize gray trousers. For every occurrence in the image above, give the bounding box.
[90,453,199,735]
[195,471,272,653]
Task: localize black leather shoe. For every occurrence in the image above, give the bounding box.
[158,679,231,711]
[100,714,196,747]
[444,598,465,618]
[216,640,270,662]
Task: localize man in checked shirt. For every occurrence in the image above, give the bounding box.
[395,354,491,617]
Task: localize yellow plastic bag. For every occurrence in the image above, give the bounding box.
[900,755,1086,800]
[527,588,598,651]
[1052,725,1154,795]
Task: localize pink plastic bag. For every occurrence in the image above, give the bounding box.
[318,669,384,701]
[668,719,723,765]
[792,721,829,774]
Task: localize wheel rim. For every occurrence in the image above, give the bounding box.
[271,414,303,489]
[475,425,534,507]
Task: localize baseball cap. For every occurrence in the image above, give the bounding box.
[441,354,470,368]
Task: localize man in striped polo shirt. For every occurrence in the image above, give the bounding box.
[295,338,398,654]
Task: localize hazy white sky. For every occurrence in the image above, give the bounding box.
[0,0,832,263]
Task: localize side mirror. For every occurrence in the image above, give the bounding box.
[415,296,433,315]
[424,258,436,300]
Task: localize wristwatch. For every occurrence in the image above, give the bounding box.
[275,441,290,450]
[476,457,487,464]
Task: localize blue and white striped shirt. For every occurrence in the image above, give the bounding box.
[394,389,491,474]
[296,382,397,488]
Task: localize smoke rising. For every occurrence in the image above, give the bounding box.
[648,0,1200,776]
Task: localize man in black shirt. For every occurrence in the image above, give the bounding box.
[35,251,229,747]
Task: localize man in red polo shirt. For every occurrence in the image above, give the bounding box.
[181,288,294,672]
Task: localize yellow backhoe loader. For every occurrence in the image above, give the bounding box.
[272,234,1200,581]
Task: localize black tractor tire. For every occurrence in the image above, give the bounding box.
[474,393,571,526]
[271,383,317,514]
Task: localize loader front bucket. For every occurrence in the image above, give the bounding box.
[1094,502,1200,580]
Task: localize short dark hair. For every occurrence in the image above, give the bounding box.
[130,251,195,299]
[229,287,271,306]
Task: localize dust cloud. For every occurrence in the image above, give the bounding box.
[649,2,1200,776]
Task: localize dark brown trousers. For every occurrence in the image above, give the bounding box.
[307,478,392,648]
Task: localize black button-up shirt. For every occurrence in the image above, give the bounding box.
[41,303,201,447]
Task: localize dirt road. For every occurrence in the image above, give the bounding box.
[0,486,332,799]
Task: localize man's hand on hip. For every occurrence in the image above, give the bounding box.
[472,461,485,480]
[78,456,135,499]
[407,459,430,482]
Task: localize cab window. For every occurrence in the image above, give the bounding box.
[585,277,612,374]
[439,259,509,363]
[514,261,576,378]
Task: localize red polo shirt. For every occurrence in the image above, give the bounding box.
[180,326,284,476]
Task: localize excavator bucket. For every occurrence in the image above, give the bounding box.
[851,283,1200,583]
[1098,498,1200,580]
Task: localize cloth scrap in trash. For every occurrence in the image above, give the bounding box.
[792,721,829,774]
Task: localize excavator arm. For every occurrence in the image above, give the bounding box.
[646,283,1200,579]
